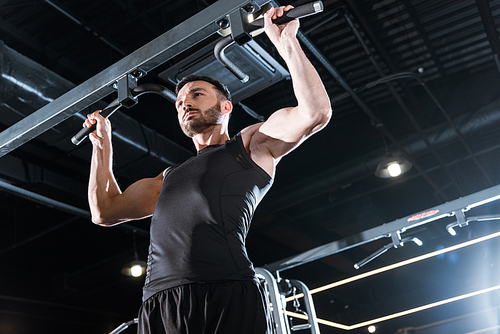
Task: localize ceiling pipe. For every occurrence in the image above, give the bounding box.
[288,139,500,224]
[0,178,149,257]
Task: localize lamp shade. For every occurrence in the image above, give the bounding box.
[375,155,412,178]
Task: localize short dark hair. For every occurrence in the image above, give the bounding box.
[176,75,232,103]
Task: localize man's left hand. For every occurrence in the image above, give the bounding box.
[263,5,299,51]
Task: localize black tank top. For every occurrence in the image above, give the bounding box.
[143,133,273,301]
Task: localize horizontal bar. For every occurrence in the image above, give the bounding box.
[0,0,267,158]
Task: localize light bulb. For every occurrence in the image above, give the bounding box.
[130,264,143,277]
[368,325,376,333]
[387,162,402,177]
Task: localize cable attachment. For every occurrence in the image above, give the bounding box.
[115,74,139,108]
[289,286,311,331]
[446,210,469,236]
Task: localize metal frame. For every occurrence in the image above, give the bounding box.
[0,0,269,157]
[109,319,138,334]
[264,183,500,274]
[256,268,290,334]
[255,268,321,334]
[287,279,320,334]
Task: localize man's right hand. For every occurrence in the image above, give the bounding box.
[84,110,111,150]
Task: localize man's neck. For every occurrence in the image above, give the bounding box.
[192,127,230,151]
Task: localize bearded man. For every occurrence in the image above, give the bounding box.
[83,5,331,334]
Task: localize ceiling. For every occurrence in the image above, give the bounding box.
[1,0,500,333]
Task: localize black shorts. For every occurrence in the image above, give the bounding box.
[137,280,271,334]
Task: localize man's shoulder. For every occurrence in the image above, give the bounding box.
[240,123,264,149]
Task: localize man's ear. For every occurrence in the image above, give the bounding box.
[222,100,232,115]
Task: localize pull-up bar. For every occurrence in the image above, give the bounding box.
[0,0,269,157]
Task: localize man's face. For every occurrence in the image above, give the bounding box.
[175,81,223,138]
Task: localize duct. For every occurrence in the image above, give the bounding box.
[0,178,149,243]
[0,40,75,132]
[0,40,193,183]
[266,96,500,212]
[0,154,86,197]
[158,39,289,104]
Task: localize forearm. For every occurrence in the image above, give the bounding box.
[279,37,331,120]
[88,144,122,225]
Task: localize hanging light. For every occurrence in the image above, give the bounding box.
[375,153,412,178]
[121,231,147,278]
[122,259,147,277]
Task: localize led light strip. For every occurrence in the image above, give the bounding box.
[285,231,500,302]
[286,284,500,330]
[285,311,350,330]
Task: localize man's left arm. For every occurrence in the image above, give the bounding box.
[248,6,332,165]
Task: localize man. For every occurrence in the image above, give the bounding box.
[83,5,331,334]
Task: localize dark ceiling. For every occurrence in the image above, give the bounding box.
[1,0,500,333]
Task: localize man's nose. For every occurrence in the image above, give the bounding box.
[183,98,194,108]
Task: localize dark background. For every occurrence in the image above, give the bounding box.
[1,0,500,333]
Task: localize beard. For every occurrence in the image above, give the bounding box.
[180,101,222,138]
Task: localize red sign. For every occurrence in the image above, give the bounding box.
[407,209,440,222]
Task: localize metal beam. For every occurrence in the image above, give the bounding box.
[475,0,500,73]
[0,179,150,237]
[0,0,268,158]
[264,183,500,274]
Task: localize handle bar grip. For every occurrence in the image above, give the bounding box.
[71,100,121,145]
[251,1,324,28]
[70,83,175,145]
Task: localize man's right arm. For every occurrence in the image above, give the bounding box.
[86,111,163,226]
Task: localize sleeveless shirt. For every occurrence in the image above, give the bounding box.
[142,133,273,301]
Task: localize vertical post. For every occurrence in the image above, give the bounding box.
[255,268,291,334]
[289,279,321,334]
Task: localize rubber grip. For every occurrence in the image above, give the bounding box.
[273,1,324,25]
[71,101,120,145]
[250,1,324,28]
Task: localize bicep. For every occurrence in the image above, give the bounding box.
[257,106,329,159]
[119,175,163,216]
[97,173,163,225]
